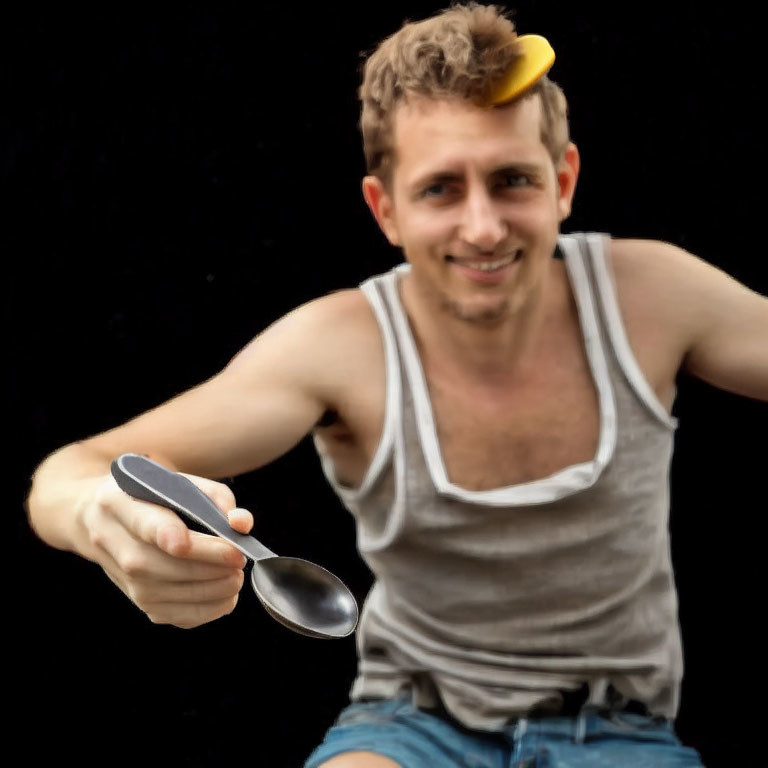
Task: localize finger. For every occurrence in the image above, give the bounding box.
[179,473,237,516]
[227,507,254,534]
[184,530,247,568]
[93,516,244,580]
[130,571,245,605]
[155,519,194,557]
[144,594,241,629]
[132,514,246,567]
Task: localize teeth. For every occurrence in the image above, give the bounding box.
[454,252,519,272]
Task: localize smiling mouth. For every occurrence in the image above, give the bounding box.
[446,250,522,272]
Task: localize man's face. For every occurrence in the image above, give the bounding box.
[366,94,578,325]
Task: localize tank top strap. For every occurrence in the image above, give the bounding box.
[568,233,678,429]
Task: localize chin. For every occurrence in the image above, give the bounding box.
[440,294,512,325]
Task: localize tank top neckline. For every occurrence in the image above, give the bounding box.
[380,235,618,506]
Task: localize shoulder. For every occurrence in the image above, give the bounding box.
[563,234,707,303]
[224,287,384,398]
[607,236,757,322]
[291,287,380,334]
[606,237,721,329]
[592,238,704,376]
[606,238,768,386]
[608,237,707,284]
[231,288,379,359]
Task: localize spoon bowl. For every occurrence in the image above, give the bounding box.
[251,556,359,638]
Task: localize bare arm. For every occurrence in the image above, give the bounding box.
[679,257,768,401]
[26,290,364,626]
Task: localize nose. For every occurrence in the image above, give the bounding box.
[459,184,507,251]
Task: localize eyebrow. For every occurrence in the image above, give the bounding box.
[409,162,545,192]
[493,162,545,177]
[410,172,461,191]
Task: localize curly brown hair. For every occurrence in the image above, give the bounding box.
[359,3,569,186]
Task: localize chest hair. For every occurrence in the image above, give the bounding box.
[426,343,600,491]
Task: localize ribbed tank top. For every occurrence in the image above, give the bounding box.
[315,232,683,731]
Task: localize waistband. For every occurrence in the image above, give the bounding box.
[418,682,668,732]
[529,682,654,718]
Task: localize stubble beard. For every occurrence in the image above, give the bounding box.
[438,292,514,326]
[407,261,527,327]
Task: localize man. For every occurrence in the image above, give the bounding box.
[26,3,767,766]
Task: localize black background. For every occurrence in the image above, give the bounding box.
[7,2,768,766]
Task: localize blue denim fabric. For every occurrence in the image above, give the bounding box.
[304,698,705,767]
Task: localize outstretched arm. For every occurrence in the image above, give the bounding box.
[26,290,362,627]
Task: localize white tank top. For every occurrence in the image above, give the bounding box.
[314,232,683,730]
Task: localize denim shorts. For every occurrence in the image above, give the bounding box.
[304,697,705,767]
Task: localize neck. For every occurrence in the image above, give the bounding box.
[401,260,568,387]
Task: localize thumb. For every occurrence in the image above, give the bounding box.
[104,476,192,555]
[226,507,254,534]
[117,499,192,556]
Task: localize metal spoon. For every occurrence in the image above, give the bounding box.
[110,453,359,639]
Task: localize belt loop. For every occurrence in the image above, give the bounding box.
[511,717,529,761]
[575,712,587,744]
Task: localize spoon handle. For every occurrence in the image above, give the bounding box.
[110,453,276,562]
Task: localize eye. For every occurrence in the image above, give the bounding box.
[498,173,531,189]
[421,183,446,198]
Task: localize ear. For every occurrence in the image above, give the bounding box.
[362,175,400,246]
[556,142,580,222]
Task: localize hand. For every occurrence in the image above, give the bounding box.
[80,473,251,628]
